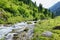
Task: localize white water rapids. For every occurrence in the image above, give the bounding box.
[0,21,35,40]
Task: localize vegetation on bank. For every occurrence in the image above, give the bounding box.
[32,16,60,40]
[0,0,53,24]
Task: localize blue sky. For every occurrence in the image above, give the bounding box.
[32,0,60,8]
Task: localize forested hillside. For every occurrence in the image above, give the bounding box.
[0,0,53,24]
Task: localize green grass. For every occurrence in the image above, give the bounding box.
[32,16,60,40]
[0,37,5,40]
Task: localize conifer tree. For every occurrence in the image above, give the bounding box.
[38,4,43,12]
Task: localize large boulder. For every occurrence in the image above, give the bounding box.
[42,31,53,37]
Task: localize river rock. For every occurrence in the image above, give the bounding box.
[42,31,53,37]
[5,33,18,40]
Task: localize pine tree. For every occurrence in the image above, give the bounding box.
[43,9,48,16]
[38,4,43,12]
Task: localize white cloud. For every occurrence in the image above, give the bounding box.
[32,0,60,8]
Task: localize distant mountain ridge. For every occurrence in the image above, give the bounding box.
[49,2,60,16]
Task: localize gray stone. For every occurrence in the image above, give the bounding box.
[42,31,53,37]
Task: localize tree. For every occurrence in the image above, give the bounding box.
[38,4,43,12]
[51,12,55,18]
[43,9,48,17]
[33,1,37,7]
[18,0,31,4]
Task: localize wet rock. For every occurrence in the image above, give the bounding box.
[42,31,53,37]
[24,27,29,32]
[5,33,18,40]
[53,26,60,30]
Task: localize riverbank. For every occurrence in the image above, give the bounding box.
[32,17,60,40]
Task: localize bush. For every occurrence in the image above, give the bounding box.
[27,21,32,24]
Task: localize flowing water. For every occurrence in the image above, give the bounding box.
[0,21,35,40]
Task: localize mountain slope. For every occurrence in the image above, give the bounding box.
[0,0,53,24]
[49,2,60,16]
